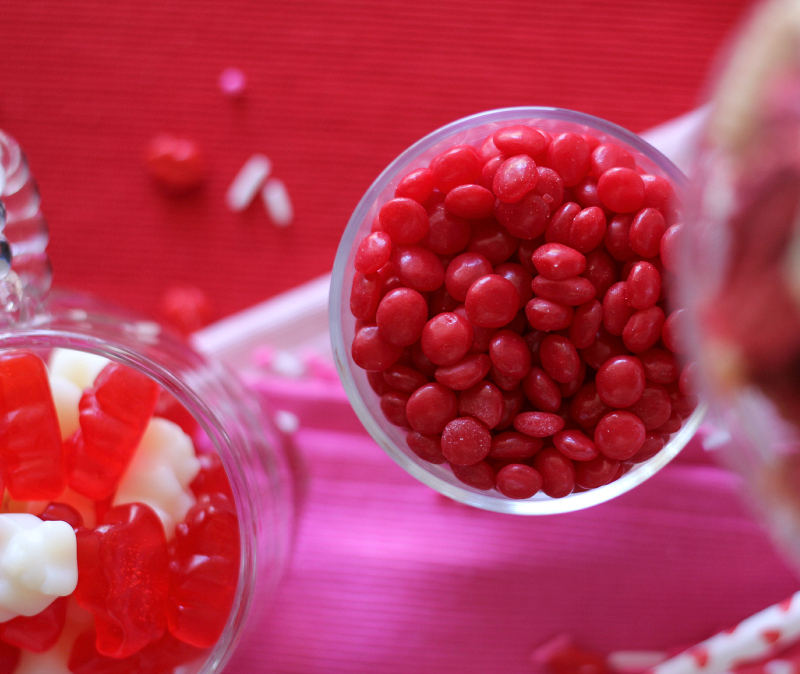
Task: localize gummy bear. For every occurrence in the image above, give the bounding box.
[189,452,234,500]
[67,363,160,500]
[38,502,84,529]
[0,350,66,500]
[167,494,239,648]
[0,595,67,653]
[75,503,169,658]
[69,629,205,674]
[0,639,19,674]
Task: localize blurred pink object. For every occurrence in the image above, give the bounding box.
[218,67,246,97]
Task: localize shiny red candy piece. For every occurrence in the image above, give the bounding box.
[145,134,204,193]
[349,121,685,499]
[68,362,160,500]
[190,451,234,500]
[75,503,170,658]
[0,350,66,501]
[0,596,67,653]
[168,494,240,649]
[159,285,212,335]
[39,501,84,528]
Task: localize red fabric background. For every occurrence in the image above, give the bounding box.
[3,0,752,321]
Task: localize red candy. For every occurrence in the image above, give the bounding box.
[347,120,687,499]
[75,503,170,658]
[68,362,160,500]
[0,350,66,500]
[0,596,67,653]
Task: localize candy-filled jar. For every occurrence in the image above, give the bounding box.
[0,132,295,673]
[330,107,704,514]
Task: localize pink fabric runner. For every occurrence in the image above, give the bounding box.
[226,375,799,674]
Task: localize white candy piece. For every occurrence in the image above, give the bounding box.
[0,514,78,622]
[262,177,294,227]
[113,417,201,539]
[48,348,109,391]
[48,374,81,439]
[226,154,272,212]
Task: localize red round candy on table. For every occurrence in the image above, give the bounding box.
[380,390,412,427]
[623,305,666,353]
[546,202,581,244]
[435,353,491,390]
[406,383,458,434]
[350,273,381,320]
[533,167,565,210]
[490,431,544,459]
[553,429,599,461]
[496,464,543,499]
[531,276,596,306]
[569,300,603,349]
[421,312,474,366]
[355,232,393,274]
[494,262,533,308]
[591,144,636,175]
[638,347,679,384]
[626,261,661,310]
[602,282,634,336]
[494,192,550,240]
[629,207,667,258]
[575,454,620,489]
[568,207,607,254]
[570,383,612,429]
[525,298,574,331]
[465,274,520,328]
[597,167,645,213]
[531,243,586,280]
[351,325,404,371]
[392,245,445,292]
[159,285,212,335]
[489,330,532,379]
[513,411,565,437]
[444,184,496,219]
[450,460,496,490]
[423,205,472,255]
[379,198,430,244]
[445,252,493,301]
[441,417,492,465]
[627,381,672,431]
[582,248,617,298]
[546,133,590,187]
[407,432,446,464]
[596,356,646,408]
[145,134,204,192]
[395,167,435,204]
[522,367,562,413]
[458,381,504,428]
[493,155,539,204]
[539,334,581,384]
[532,448,576,498]
[430,145,482,193]
[595,411,646,460]
[493,125,547,157]
[375,288,428,347]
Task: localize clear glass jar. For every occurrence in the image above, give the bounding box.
[330,106,704,515]
[0,132,295,672]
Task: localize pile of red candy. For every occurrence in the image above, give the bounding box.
[0,349,239,673]
[349,123,697,500]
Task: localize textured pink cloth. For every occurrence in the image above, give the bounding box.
[226,375,799,674]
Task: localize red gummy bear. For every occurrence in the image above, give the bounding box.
[67,362,160,500]
[38,502,84,529]
[0,639,20,674]
[75,503,170,658]
[168,494,240,648]
[69,629,205,674]
[189,452,234,500]
[0,350,66,500]
[0,596,67,653]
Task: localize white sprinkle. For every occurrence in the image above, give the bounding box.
[262,178,294,227]
[271,350,305,378]
[274,410,300,434]
[226,154,272,212]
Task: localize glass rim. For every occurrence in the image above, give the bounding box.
[330,106,703,515]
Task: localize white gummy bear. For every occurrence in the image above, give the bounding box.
[0,514,78,622]
[48,348,109,391]
[114,417,201,539]
[48,374,81,439]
